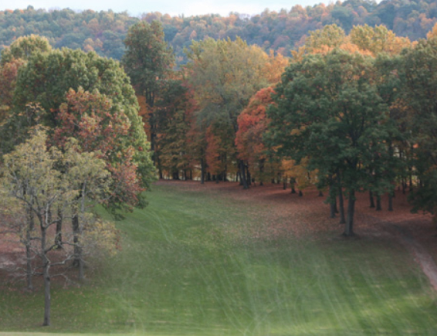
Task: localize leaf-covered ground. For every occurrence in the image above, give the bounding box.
[1,181,437,335]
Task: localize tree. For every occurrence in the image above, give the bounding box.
[350,24,411,55]
[123,20,174,108]
[0,35,52,66]
[154,79,195,180]
[0,35,51,128]
[8,48,155,192]
[1,129,115,326]
[52,88,145,212]
[400,37,437,216]
[268,49,398,236]
[186,37,270,188]
[123,20,174,159]
[236,87,277,185]
[304,24,346,52]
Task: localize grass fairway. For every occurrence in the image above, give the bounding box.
[1,182,437,335]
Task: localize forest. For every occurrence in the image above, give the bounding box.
[1,0,437,331]
[1,0,437,63]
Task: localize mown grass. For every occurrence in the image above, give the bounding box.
[1,183,437,335]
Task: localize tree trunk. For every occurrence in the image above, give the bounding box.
[298,190,303,197]
[55,208,63,249]
[409,167,413,191]
[283,182,287,190]
[318,190,323,197]
[26,205,34,291]
[369,191,375,208]
[72,214,83,280]
[291,179,296,193]
[337,170,346,224]
[376,195,381,211]
[344,189,355,237]
[330,202,336,218]
[200,159,205,184]
[259,159,264,186]
[41,224,50,326]
[329,182,336,218]
[239,160,248,189]
[388,192,393,211]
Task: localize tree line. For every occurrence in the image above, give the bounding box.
[1,0,437,63]
[124,20,437,239]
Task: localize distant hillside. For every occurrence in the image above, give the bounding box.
[1,0,436,63]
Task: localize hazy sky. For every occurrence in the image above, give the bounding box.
[1,0,328,17]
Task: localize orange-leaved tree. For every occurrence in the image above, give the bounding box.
[236,87,278,185]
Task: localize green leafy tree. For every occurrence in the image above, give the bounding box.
[123,20,174,160]
[304,24,346,52]
[400,38,437,216]
[268,49,398,236]
[0,34,52,66]
[0,35,51,126]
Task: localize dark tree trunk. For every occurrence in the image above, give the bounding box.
[369,191,375,208]
[207,172,211,181]
[26,205,34,291]
[291,179,296,193]
[388,192,393,211]
[318,190,323,197]
[402,180,406,194]
[239,160,248,189]
[247,169,252,186]
[344,190,356,236]
[283,182,287,190]
[200,159,205,184]
[299,190,303,197]
[329,182,336,218]
[55,208,63,249]
[376,195,381,211]
[72,214,83,281]
[41,220,50,326]
[409,167,413,191]
[337,170,346,224]
[259,159,265,186]
[330,202,336,218]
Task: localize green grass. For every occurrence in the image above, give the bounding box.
[1,183,437,335]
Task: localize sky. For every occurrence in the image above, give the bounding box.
[1,0,328,17]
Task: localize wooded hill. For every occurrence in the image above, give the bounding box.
[1,0,436,63]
